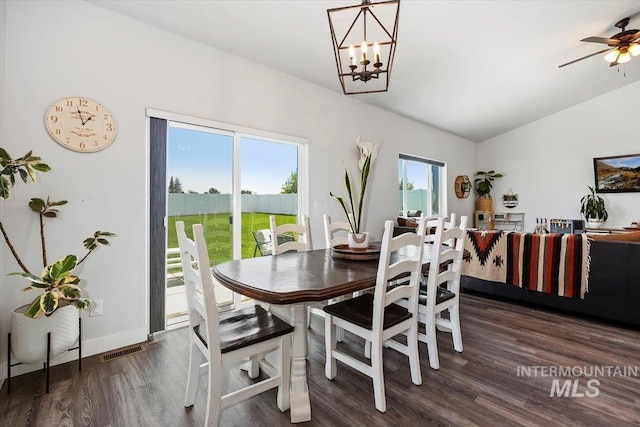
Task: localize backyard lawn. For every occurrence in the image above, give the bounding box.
[167,212,297,266]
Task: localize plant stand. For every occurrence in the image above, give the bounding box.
[6,318,82,394]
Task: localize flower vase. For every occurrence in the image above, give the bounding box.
[348,232,370,250]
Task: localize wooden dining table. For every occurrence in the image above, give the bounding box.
[212,244,459,423]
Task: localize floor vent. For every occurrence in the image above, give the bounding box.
[100,343,146,363]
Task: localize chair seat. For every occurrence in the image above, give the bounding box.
[323,293,411,331]
[194,305,294,353]
[418,285,456,305]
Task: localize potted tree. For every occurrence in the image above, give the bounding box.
[1,148,115,364]
[580,186,608,229]
[474,170,503,211]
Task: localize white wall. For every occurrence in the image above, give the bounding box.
[478,80,640,232]
[0,0,476,377]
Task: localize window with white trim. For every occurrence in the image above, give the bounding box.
[398,154,446,217]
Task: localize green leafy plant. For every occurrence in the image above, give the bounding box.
[330,138,380,233]
[580,186,608,222]
[474,170,503,198]
[502,193,518,201]
[0,148,116,318]
[331,153,372,233]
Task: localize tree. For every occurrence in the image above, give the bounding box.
[281,170,298,194]
[169,176,184,193]
[208,187,220,194]
[188,190,198,194]
[399,180,415,190]
[241,190,253,194]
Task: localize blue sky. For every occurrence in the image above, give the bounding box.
[601,156,640,169]
[168,126,298,194]
[399,159,429,189]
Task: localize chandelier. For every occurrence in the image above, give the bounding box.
[327,0,400,95]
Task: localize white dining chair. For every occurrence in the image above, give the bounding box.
[176,221,294,426]
[418,215,468,369]
[323,218,427,413]
[269,215,312,254]
[307,215,351,337]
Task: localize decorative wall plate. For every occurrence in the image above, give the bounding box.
[454,175,471,199]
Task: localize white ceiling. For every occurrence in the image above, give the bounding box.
[89,0,640,142]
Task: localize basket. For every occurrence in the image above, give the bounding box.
[476,197,492,211]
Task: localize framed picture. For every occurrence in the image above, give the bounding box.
[593,154,640,193]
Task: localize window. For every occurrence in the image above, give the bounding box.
[398,154,446,217]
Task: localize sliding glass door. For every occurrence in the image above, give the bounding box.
[164,123,303,327]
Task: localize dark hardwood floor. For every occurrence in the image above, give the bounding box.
[2,293,640,426]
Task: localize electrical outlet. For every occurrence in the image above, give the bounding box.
[90,299,103,317]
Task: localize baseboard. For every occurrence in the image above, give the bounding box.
[0,327,147,381]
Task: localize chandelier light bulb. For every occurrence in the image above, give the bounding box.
[604,49,620,63]
[373,42,381,63]
[348,45,356,66]
[629,43,640,57]
[618,51,631,64]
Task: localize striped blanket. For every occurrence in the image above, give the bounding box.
[463,230,590,299]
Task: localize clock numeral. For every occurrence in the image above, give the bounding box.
[79,99,88,107]
[50,115,58,123]
[66,100,73,107]
[106,123,113,131]
[94,141,99,147]
[79,142,86,149]
[55,106,63,112]
[66,138,70,143]
[55,129,61,135]
[103,135,108,140]
[96,105,100,111]
[103,114,109,120]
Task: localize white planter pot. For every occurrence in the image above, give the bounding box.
[11,304,79,364]
[587,219,604,229]
[348,232,370,250]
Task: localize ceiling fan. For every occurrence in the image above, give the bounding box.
[559,17,640,68]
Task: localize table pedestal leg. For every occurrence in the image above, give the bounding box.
[270,302,311,423]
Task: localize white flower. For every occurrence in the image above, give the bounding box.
[356,136,382,171]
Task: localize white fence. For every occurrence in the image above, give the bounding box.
[168,193,298,216]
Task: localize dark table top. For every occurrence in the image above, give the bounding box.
[212,245,460,305]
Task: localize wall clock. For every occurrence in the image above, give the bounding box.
[44,96,117,153]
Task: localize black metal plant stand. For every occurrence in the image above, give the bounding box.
[7,318,82,394]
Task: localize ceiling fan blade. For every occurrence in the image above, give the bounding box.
[631,30,640,42]
[581,36,620,45]
[558,48,612,68]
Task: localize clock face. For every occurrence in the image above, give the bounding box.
[44,97,117,153]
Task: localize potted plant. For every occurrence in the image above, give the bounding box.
[330,137,381,249]
[474,170,503,211]
[502,190,518,208]
[580,185,608,229]
[1,148,115,364]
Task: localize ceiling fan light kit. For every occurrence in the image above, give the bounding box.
[559,16,640,68]
[327,0,400,95]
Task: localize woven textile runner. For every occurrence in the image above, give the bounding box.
[463,230,509,283]
[463,230,591,299]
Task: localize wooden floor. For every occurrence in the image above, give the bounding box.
[2,293,640,427]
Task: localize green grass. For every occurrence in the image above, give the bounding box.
[167,212,297,266]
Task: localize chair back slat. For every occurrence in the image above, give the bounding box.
[270,215,312,254]
[323,214,350,248]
